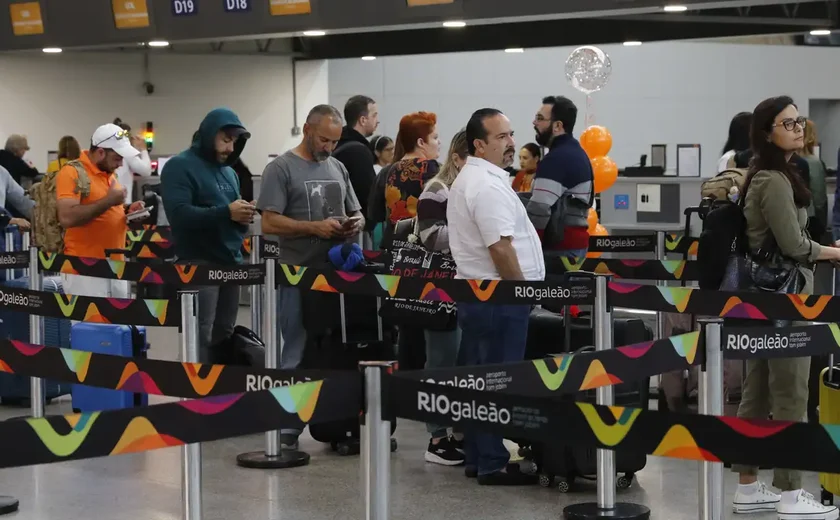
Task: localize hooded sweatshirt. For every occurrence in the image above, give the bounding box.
[161,108,250,266]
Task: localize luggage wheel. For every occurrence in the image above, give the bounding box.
[538,473,554,488]
[333,440,361,456]
[391,439,398,453]
[617,473,634,490]
[822,487,834,506]
[556,476,573,493]
[518,446,534,460]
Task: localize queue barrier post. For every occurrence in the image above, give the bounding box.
[564,275,651,520]
[4,229,13,282]
[249,236,262,339]
[654,231,666,341]
[21,231,30,278]
[698,318,725,520]
[361,362,394,520]
[236,255,310,469]
[180,291,203,520]
[28,245,45,419]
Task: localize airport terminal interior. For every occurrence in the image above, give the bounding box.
[3,0,840,519]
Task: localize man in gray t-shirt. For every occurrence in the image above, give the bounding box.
[256,104,364,450]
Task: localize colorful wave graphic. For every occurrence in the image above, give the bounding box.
[717,417,793,438]
[270,381,323,422]
[420,283,454,302]
[719,297,767,320]
[533,355,574,391]
[375,274,400,297]
[140,266,165,284]
[616,341,653,359]
[28,412,100,457]
[38,252,58,271]
[55,294,80,317]
[107,259,126,279]
[653,425,719,461]
[662,260,686,279]
[670,332,700,364]
[280,265,307,285]
[183,364,224,396]
[178,394,243,415]
[311,274,338,293]
[335,271,365,282]
[10,340,44,356]
[60,349,92,382]
[788,294,832,321]
[110,416,183,455]
[467,280,499,302]
[579,359,622,390]
[143,300,169,326]
[0,359,13,374]
[116,363,162,395]
[658,287,693,312]
[83,303,110,324]
[577,403,641,446]
[608,282,643,294]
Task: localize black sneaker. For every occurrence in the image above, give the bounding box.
[451,436,465,454]
[425,437,465,466]
[477,464,538,486]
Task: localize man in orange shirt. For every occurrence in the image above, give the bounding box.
[56,123,144,298]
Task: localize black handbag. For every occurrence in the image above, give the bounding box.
[379,243,458,331]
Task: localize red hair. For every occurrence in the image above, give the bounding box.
[395,112,437,160]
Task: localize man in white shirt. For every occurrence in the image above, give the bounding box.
[447,108,544,486]
[113,119,153,201]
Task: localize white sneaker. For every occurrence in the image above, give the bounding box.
[777,489,839,520]
[733,481,781,514]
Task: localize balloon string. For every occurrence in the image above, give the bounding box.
[586,94,595,127]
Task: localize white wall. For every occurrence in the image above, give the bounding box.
[0,52,329,173]
[329,41,840,176]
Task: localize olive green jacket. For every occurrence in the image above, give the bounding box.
[743,169,822,293]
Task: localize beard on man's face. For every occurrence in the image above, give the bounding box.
[307,136,331,162]
[535,127,553,147]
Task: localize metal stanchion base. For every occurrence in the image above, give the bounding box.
[564,502,651,520]
[236,449,311,469]
[0,496,19,515]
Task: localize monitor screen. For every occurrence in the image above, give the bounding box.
[651,144,666,170]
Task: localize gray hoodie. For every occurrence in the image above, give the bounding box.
[0,165,33,219]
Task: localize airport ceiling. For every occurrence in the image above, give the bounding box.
[0,0,836,57]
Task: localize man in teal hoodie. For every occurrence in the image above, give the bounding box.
[161,108,255,363]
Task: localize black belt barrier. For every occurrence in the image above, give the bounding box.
[722,323,840,360]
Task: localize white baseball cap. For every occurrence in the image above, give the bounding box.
[90,123,140,158]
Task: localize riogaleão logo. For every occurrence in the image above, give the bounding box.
[467,280,500,302]
[533,355,574,391]
[576,403,641,446]
[27,412,100,457]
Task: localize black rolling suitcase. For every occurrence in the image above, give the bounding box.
[525,318,652,493]
[302,290,398,455]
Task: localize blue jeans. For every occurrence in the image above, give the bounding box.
[458,303,531,475]
[277,285,306,436]
[425,327,462,438]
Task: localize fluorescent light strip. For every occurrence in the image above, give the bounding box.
[361,56,376,61]
[810,29,832,36]
[663,5,688,12]
[42,47,62,54]
[303,30,326,37]
[147,40,170,47]
[442,20,466,28]
[623,41,643,46]
[504,48,524,53]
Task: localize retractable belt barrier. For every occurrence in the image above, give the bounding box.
[587,233,698,255]
[722,322,840,360]
[0,252,29,269]
[0,379,359,470]
[384,375,840,475]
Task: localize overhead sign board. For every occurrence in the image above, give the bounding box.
[172,0,197,16]
[9,2,44,36]
[407,0,454,5]
[224,0,251,12]
[269,0,311,16]
[113,0,150,29]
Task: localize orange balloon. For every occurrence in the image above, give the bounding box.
[580,126,613,158]
[591,156,618,194]
[587,208,598,233]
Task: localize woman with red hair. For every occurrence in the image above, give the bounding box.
[384,112,441,236]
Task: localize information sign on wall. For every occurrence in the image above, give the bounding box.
[269,0,311,16]
[407,0,454,5]
[9,2,44,36]
[172,0,197,16]
[225,0,252,11]
[112,0,150,29]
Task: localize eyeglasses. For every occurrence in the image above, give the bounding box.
[773,117,807,132]
[93,129,130,147]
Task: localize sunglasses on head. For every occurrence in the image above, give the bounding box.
[773,117,807,132]
[93,129,130,148]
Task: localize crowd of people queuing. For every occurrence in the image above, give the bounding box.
[1,90,839,517]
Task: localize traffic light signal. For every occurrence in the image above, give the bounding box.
[144,122,154,152]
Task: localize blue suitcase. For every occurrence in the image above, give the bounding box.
[70,323,149,412]
[0,276,70,405]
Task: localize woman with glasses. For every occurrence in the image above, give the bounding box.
[730,96,840,520]
[369,135,395,174]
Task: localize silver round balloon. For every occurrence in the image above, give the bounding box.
[565,46,612,94]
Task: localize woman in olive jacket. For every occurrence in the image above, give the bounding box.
[731,96,840,520]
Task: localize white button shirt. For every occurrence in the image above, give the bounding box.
[447,156,545,282]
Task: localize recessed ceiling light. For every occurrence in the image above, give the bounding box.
[147,40,169,47]
[303,30,326,37]
[504,48,524,53]
[810,29,832,36]
[361,56,376,61]
[623,41,643,46]
[42,47,62,54]
[442,20,466,28]
[663,5,688,12]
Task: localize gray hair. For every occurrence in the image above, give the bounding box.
[306,104,343,126]
[4,134,28,154]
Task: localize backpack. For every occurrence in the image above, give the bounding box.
[696,196,747,290]
[31,160,91,253]
[700,168,747,202]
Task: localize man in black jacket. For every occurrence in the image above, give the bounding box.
[0,135,39,185]
[333,95,379,218]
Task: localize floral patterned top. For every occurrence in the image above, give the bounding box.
[384,158,439,224]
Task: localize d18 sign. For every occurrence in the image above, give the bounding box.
[225,0,251,11]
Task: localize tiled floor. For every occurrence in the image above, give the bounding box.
[0,308,820,519]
